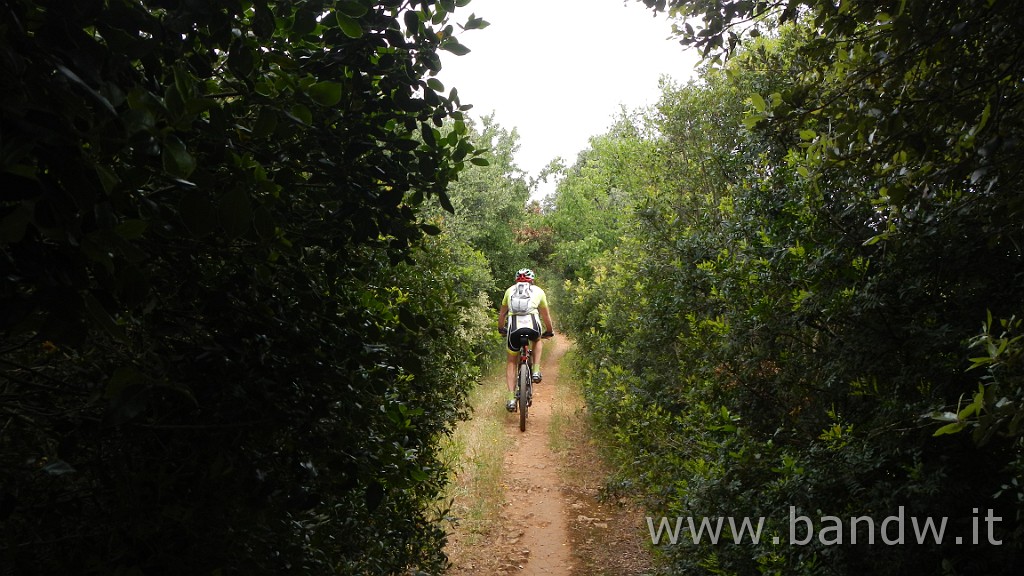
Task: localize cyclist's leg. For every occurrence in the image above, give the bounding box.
[505,332,520,411]
[505,351,517,394]
[529,315,544,381]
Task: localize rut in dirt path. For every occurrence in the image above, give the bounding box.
[445,334,655,576]
[499,334,573,575]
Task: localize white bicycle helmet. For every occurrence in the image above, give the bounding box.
[515,268,535,282]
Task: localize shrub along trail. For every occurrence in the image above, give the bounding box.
[445,335,654,575]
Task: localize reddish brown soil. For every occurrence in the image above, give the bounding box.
[445,335,656,576]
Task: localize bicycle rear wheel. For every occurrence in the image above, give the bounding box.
[518,363,531,431]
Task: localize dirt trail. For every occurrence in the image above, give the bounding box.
[446,335,654,576]
[498,335,574,574]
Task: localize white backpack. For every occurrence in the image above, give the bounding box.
[509,282,534,314]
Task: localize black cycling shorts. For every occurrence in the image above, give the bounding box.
[506,314,541,352]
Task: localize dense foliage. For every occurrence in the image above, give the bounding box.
[9,0,1024,573]
[0,0,502,574]
[422,114,535,304]
[550,0,1024,574]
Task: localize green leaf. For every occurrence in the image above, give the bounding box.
[293,8,319,36]
[289,103,313,125]
[162,135,196,179]
[56,64,116,115]
[227,43,256,77]
[184,97,217,119]
[437,191,455,213]
[408,466,428,482]
[309,81,344,106]
[750,93,767,113]
[933,421,966,436]
[0,203,32,244]
[115,219,148,240]
[421,122,436,147]
[440,38,471,56]
[469,156,489,166]
[253,3,277,38]
[463,14,489,30]
[337,0,369,18]
[393,138,420,151]
[958,401,980,420]
[862,232,888,246]
[403,10,420,33]
[336,12,363,38]
[173,66,194,100]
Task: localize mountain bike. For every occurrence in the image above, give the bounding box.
[513,331,553,432]
[513,334,533,431]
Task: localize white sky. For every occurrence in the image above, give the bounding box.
[436,0,701,199]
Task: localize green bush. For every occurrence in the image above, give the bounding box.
[557,3,1024,571]
[0,1,493,573]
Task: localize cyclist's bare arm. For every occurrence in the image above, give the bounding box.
[540,305,554,337]
[497,304,508,332]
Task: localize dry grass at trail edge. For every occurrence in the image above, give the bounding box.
[439,360,515,555]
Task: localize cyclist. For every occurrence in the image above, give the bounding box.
[497,268,554,412]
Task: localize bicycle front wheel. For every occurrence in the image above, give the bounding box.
[518,363,531,432]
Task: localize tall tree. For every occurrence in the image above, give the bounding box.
[427,114,534,302]
[545,111,656,281]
